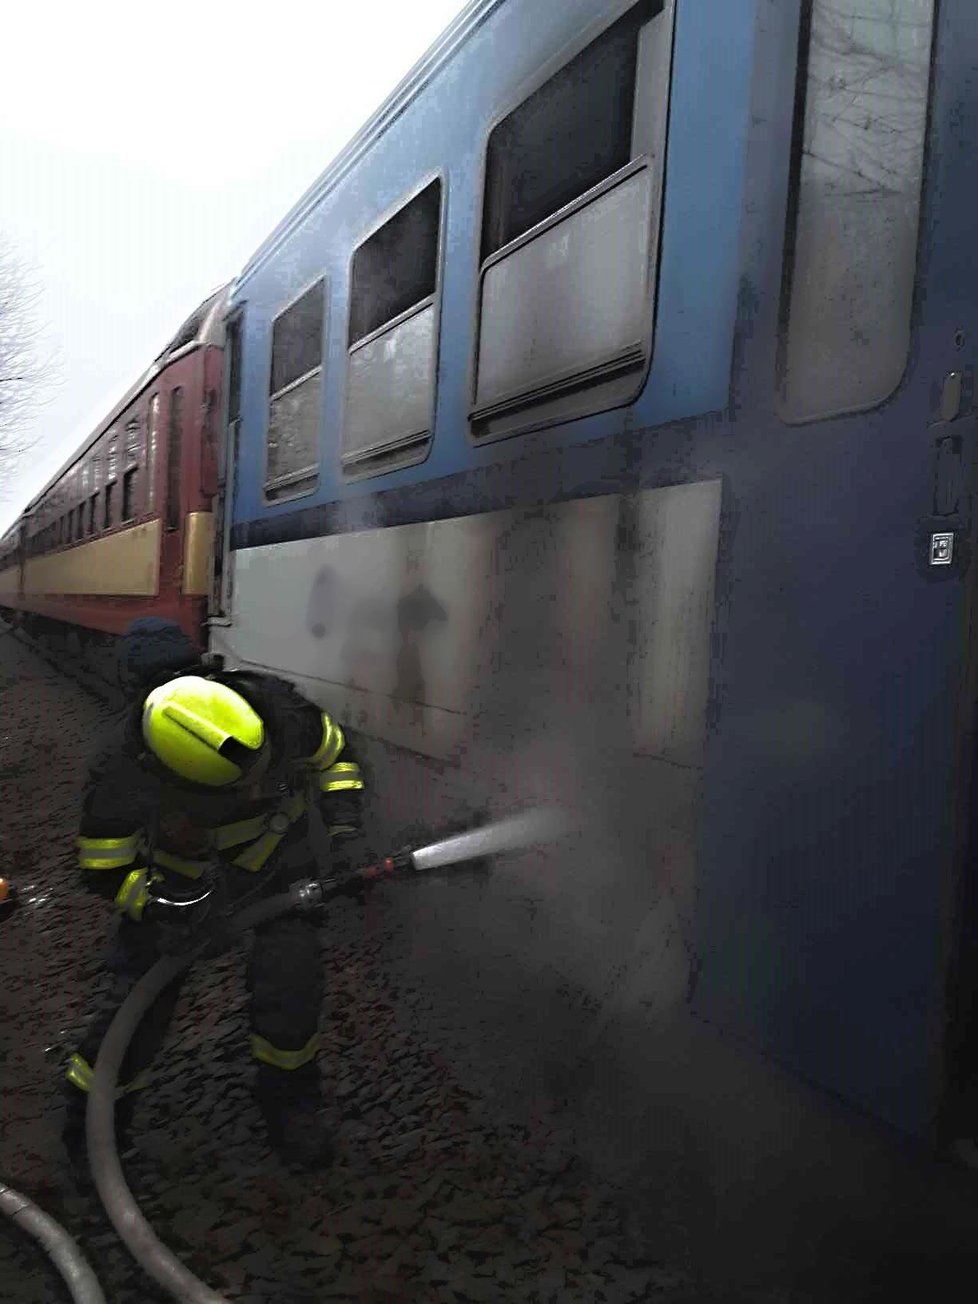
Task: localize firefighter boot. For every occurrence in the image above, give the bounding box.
[255,1063,335,1170]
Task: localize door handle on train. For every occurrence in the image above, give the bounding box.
[915,419,974,581]
[934,432,964,518]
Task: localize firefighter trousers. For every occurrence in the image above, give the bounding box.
[64,850,325,1118]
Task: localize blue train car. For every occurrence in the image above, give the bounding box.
[210,0,978,1203]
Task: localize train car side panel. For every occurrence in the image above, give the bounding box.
[206,0,978,1166]
[23,520,161,597]
[7,291,227,648]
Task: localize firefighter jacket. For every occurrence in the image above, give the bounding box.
[75,669,365,918]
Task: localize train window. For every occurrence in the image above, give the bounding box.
[124,417,141,520]
[122,468,138,523]
[270,283,323,395]
[777,0,936,422]
[265,280,324,499]
[166,388,183,530]
[106,428,118,483]
[482,13,638,259]
[348,182,440,345]
[343,181,442,475]
[102,428,118,531]
[88,495,97,536]
[125,418,141,465]
[146,393,159,512]
[472,0,674,437]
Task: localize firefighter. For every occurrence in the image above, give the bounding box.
[61,619,367,1173]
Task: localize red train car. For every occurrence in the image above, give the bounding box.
[0,287,227,657]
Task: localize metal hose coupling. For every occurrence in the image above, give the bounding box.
[292,879,332,909]
[303,852,416,906]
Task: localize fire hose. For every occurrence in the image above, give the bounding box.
[83,806,568,1303]
[0,1180,105,1304]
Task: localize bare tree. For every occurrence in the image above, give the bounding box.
[0,236,50,503]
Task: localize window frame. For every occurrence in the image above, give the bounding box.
[102,427,119,531]
[122,466,139,523]
[146,392,160,513]
[467,0,675,445]
[774,0,938,426]
[262,275,327,504]
[123,413,143,522]
[341,170,447,482]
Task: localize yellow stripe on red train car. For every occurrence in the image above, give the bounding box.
[22,520,162,597]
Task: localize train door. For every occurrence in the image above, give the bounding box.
[687,0,978,1151]
[158,385,186,609]
[209,312,242,622]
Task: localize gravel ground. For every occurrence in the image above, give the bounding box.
[0,627,697,1304]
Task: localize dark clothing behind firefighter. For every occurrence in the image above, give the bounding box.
[61,618,367,1171]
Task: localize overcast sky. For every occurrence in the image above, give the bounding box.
[0,0,466,533]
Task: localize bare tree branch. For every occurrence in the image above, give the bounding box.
[0,235,56,504]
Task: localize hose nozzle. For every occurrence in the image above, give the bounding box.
[347,806,571,890]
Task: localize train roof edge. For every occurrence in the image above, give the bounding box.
[231,0,506,296]
[20,284,230,520]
